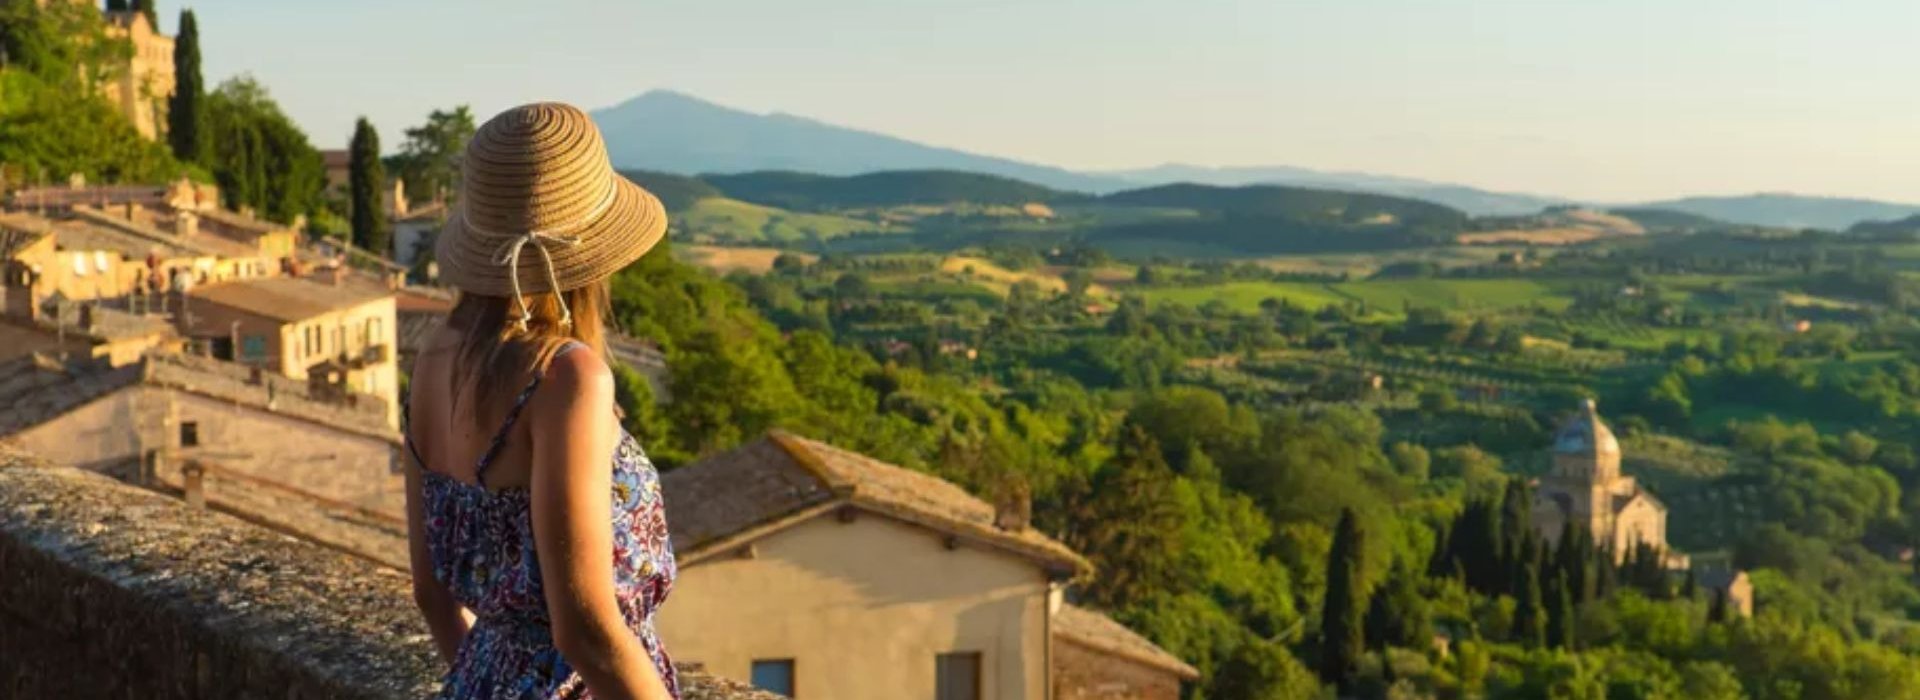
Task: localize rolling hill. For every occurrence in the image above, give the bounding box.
[1101,183,1469,228]
[1637,194,1920,231]
[591,91,1126,194]
[1100,163,1568,217]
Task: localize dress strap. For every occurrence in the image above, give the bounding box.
[400,395,430,470]
[473,341,587,485]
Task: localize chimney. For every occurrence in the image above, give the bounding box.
[181,462,206,510]
[123,202,137,221]
[248,365,264,385]
[77,302,95,331]
[390,179,408,219]
[324,265,347,286]
[173,211,198,238]
[994,481,1032,533]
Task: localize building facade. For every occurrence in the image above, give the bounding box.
[659,432,1195,700]
[181,273,399,427]
[1531,399,1687,568]
[0,351,401,519]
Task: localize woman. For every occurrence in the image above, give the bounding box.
[404,102,678,700]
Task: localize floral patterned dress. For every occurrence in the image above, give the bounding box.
[407,343,678,699]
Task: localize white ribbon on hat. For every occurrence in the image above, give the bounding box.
[469,183,619,332]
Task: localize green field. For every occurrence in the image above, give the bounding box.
[677,197,891,244]
[1140,278,1578,316]
[1141,281,1356,312]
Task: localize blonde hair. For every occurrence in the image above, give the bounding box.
[447,280,611,432]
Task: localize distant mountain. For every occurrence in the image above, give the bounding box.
[1636,194,1920,231]
[703,170,1077,210]
[1099,164,1568,217]
[592,91,1128,194]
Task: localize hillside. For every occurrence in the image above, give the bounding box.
[1639,193,1920,231]
[619,170,723,211]
[591,91,1126,194]
[1458,207,1645,245]
[1606,207,1727,233]
[1102,163,1567,216]
[703,170,1077,210]
[1848,214,1920,239]
[1101,182,1469,227]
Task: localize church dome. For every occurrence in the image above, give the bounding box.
[1552,398,1619,456]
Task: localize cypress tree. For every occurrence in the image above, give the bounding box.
[1319,508,1367,690]
[1366,563,1433,652]
[1512,561,1546,648]
[107,0,130,12]
[1708,588,1730,624]
[131,0,157,27]
[349,118,390,255]
[167,10,204,163]
[1681,568,1698,600]
[1547,574,1576,650]
[1498,480,1532,595]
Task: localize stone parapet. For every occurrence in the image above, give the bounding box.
[0,447,777,699]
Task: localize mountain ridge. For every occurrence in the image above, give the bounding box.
[593,89,1920,230]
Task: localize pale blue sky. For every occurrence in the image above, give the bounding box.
[173,0,1917,202]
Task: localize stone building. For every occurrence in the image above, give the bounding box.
[182,272,400,427]
[0,350,401,512]
[659,431,1197,700]
[1532,399,1687,568]
[96,3,177,140]
[1699,569,1755,619]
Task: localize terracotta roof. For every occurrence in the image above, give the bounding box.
[0,215,53,258]
[321,149,351,169]
[663,432,1090,578]
[198,207,290,237]
[188,276,392,322]
[50,218,196,259]
[0,351,396,443]
[395,286,456,313]
[9,185,168,209]
[68,207,257,258]
[1054,603,1200,679]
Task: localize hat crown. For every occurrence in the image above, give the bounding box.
[457,103,617,238]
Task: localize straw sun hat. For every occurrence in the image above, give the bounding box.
[435,102,667,330]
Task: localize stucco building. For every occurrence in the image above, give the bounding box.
[1532,399,1687,568]
[0,350,402,527]
[660,432,1197,700]
[96,3,177,140]
[181,273,399,427]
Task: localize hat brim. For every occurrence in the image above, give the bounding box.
[434,176,668,297]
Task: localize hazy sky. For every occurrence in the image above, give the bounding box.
[176,0,1917,202]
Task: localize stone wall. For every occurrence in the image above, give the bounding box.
[1053,638,1183,700]
[0,447,779,699]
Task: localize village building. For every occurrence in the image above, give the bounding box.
[390,179,449,267]
[1532,399,1688,568]
[180,273,400,427]
[1698,569,1755,619]
[95,2,176,140]
[659,431,1197,700]
[0,350,404,557]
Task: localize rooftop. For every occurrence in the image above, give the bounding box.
[1553,398,1619,456]
[188,275,393,322]
[0,446,778,699]
[0,350,396,443]
[1054,603,1201,679]
[663,431,1091,579]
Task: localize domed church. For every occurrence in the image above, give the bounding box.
[1531,400,1688,568]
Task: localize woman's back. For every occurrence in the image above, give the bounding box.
[406,330,680,698]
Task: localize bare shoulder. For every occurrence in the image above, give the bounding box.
[538,345,614,404]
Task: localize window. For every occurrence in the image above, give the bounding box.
[179,422,199,448]
[368,317,383,345]
[242,335,268,361]
[935,652,981,700]
[750,660,795,698]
